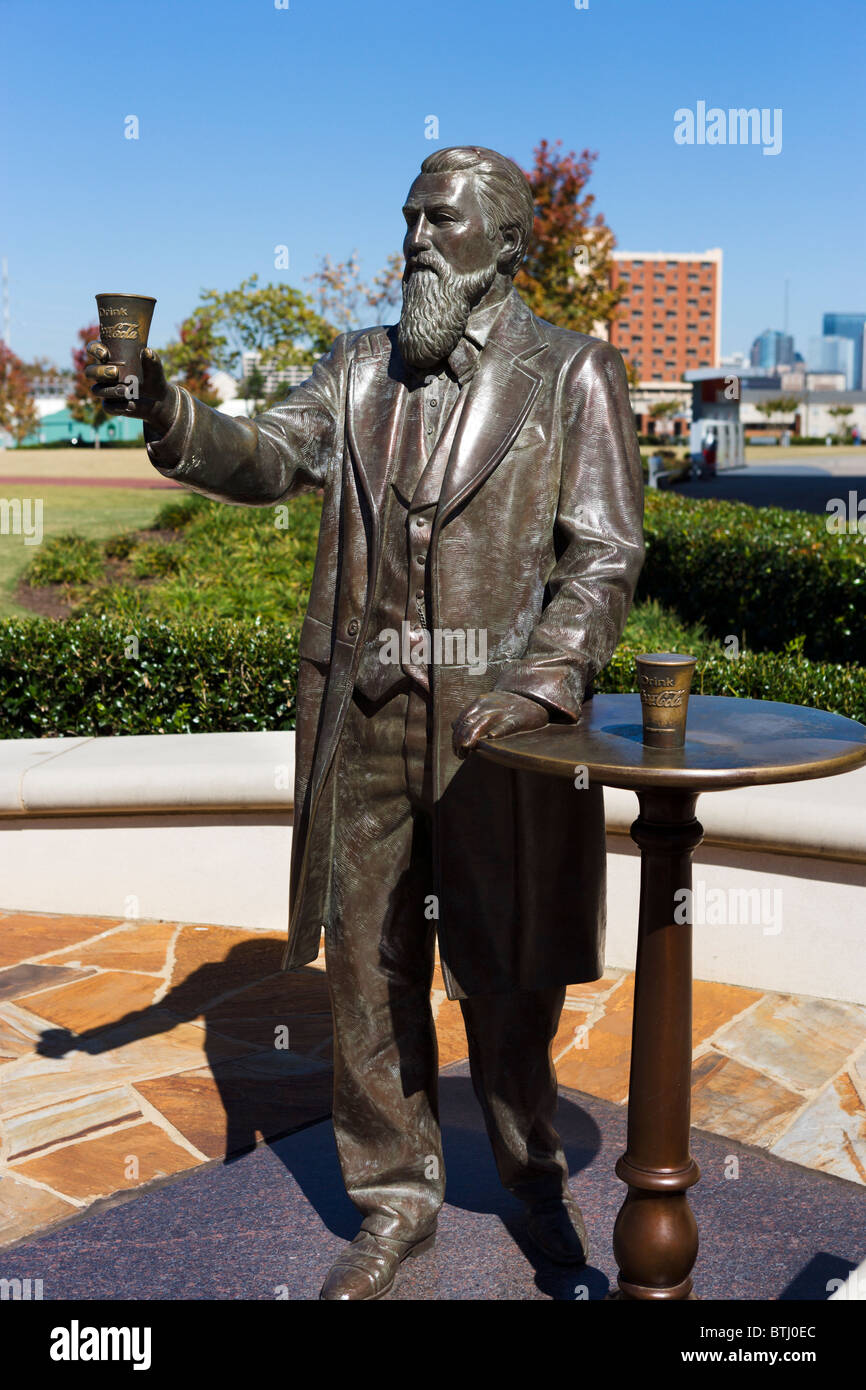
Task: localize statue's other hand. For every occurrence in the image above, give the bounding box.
[84,342,175,431]
[451,691,548,760]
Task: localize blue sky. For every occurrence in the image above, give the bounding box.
[1,0,863,369]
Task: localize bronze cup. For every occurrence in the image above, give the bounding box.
[95,293,156,403]
[636,652,697,749]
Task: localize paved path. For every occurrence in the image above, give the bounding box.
[1,909,864,1263]
[1,1067,862,1300]
[675,456,866,517]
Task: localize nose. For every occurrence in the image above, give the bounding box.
[404,214,432,260]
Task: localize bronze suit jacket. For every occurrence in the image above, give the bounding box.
[145,288,646,999]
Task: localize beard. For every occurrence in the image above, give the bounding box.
[397,253,497,370]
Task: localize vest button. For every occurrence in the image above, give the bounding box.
[416,553,426,565]
[346,618,360,637]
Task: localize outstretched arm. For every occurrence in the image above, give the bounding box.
[86,334,349,505]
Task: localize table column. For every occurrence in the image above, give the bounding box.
[612,788,704,1300]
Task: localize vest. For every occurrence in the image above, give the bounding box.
[353,356,471,702]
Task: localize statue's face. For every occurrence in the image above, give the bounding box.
[402,172,498,279]
[397,169,505,370]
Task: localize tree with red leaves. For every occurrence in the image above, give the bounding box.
[0,342,39,446]
[161,309,224,408]
[518,139,625,345]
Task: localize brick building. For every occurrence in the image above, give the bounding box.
[609,249,722,384]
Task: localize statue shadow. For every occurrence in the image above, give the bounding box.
[35,939,334,1168]
[35,938,607,1299]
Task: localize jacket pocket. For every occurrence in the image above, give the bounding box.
[298,614,333,667]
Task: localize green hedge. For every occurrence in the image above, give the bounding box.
[0,613,863,738]
[599,641,866,724]
[640,491,866,665]
[0,615,298,738]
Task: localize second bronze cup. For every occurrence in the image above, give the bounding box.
[636,652,697,749]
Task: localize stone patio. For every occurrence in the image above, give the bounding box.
[0,909,864,1250]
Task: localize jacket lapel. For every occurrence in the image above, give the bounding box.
[436,292,548,527]
[345,332,407,525]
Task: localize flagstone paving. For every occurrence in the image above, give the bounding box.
[0,908,863,1251]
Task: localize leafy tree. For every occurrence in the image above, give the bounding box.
[518,139,624,338]
[755,395,801,420]
[827,405,854,440]
[68,322,109,449]
[650,400,680,421]
[306,251,403,332]
[195,275,334,379]
[0,343,39,446]
[367,252,405,317]
[161,310,224,407]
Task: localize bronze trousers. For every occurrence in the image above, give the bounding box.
[325,679,570,1241]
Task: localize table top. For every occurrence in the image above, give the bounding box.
[477,694,866,793]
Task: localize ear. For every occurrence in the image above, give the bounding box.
[496,223,521,275]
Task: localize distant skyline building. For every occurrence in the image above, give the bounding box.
[720,350,748,370]
[609,248,722,383]
[822,313,866,390]
[808,334,856,389]
[749,329,795,370]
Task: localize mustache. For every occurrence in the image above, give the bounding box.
[403,251,449,280]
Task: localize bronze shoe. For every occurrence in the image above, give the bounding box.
[525,1195,589,1266]
[319,1226,437,1300]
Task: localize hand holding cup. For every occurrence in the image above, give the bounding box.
[85,292,176,434]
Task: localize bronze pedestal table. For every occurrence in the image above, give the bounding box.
[479,693,866,1300]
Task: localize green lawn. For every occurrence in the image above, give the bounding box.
[0,486,174,618]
